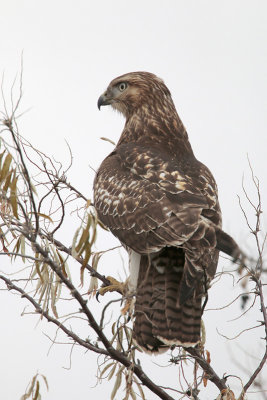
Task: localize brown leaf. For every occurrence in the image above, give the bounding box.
[2,169,13,193]
[80,242,91,286]
[10,172,18,218]
[203,350,211,387]
[133,377,145,400]
[33,380,39,400]
[108,364,117,381]
[99,362,115,379]
[111,367,123,399]
[75,216,91,255]
[37,212,54,223]
[217,389,236,400]
[0,153,12,183]
[0,150,6,169]
[56,249,68,278]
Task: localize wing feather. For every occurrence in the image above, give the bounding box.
[94,144,220,256]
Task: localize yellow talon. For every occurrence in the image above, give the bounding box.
[98,276,126,296]
[98,276,135,316]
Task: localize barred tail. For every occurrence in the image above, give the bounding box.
[132,248,202,353]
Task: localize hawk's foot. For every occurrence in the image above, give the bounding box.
[98,276,126,296]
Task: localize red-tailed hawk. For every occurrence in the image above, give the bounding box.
[94,72,242,352]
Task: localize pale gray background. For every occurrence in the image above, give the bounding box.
[0,1,267,399]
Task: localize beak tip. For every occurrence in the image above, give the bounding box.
[97,97,102,110]
[97,93,111,110]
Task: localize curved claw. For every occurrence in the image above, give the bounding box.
[97,276,125,297]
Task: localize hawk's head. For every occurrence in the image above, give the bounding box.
[97,71,172,118]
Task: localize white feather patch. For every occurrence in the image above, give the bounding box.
[156,336,199,348]
[128,250,141,293]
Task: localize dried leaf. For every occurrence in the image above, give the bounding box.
[0,150,6,169]
[89,213,97,248]
[33,380,40,400]
[10,172,18,218]
[118,327,124,343]
[55,278,62,303]
[71,227,81,257]
[88,252,101,293]
[116,338,122,351]
[63,261,71,281]
[40,374,49,391]
[34,253,44,283]
[20,374,37,400]
[20,373,48,400]
[133,378,145,400]
[111,322,116,335]
[130,387,137,400]
[203,350,211,387]
[56,250,68,278]
[110,331,118,346]
[92,252,101,271]
[206,350,211,364]
[0,227,8,250]
[111,368,123,399]
[75,216,91,255]
[2,169,13,192]
[217,389,236,400]
[1,244,9,254]
[99,362,115,379]
[30,182,38,196]
[51,280,59,318]
[51,301,58,318]
[0,153,12,183]
[80,242,91,285]
[108,364,117,381]
[116,327,124,350]
[37,278,48,304]
[83,242,91,267]
[123,325,132,345]
[97,219,109,231]
[37,213,54,223]
[12,236,21,260]
[100,136,116,145]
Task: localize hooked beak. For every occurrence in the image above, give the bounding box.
[97,92,112,110]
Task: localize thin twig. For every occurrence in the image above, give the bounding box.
[186,347,227,392]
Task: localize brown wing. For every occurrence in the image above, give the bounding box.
[94,143,221,303]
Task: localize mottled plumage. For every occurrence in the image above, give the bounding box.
[94,72,241,352]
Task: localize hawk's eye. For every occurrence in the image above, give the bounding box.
[118,82,127,92]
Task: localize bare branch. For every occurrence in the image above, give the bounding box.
[186,347,227,392]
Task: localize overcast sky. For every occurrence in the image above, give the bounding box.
[0,1,267,399]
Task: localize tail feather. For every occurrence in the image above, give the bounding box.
[133,261,164,351]
[132,230,245,353]
[215,228,243,261]
[133,248,202,353]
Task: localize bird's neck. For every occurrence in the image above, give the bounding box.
[117,105,194,158]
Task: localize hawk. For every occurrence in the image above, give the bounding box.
[94,72,242,352]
